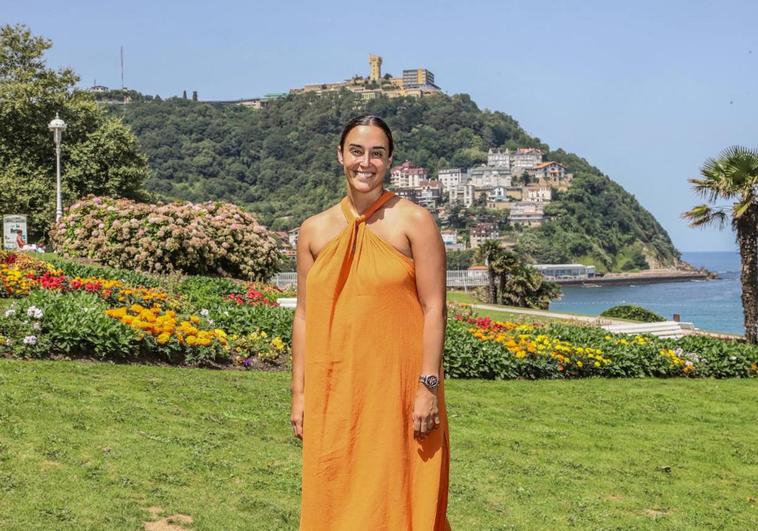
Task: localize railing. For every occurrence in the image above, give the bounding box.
[273,270,489,289]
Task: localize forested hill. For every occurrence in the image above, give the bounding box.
[109,90,680,271]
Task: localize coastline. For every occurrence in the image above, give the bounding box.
[556,268,714,286]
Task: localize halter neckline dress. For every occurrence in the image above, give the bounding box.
[301,190,451,530]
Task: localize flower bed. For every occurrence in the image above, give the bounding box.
[2,252,756,378]
[0,252,291,368]
[444,304,758,379]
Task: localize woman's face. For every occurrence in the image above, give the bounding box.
[337,125,392,194]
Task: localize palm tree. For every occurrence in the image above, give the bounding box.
[682,146,758,343]
[476,239,502,304]
[491,250,519,305]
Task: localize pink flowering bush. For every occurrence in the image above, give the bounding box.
[49,196,281,280]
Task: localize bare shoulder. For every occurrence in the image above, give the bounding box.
[301,203,342,234]
[299,202,346,256]
[390,197,438,232]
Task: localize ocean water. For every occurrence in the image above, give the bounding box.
[548,252,742,335]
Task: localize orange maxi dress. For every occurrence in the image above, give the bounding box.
[301,190,451,530]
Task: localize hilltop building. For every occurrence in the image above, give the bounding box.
[290,55,442,100]
[369,54,382,82]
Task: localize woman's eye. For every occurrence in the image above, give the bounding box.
[371,151,383,158]
[350,149,362,156]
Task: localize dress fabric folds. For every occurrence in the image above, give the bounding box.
[301,190,451,530]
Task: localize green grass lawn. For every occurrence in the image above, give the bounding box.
[1,360,756,530]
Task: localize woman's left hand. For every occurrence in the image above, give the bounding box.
[413,385,440,440]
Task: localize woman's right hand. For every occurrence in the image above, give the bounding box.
[291,392,304,440]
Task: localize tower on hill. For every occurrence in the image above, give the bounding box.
[369,54,382,82]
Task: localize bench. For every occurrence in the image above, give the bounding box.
[602,321,697,339]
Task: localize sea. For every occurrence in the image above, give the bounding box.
[548,252,742,335]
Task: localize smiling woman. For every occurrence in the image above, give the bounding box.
[290,115,451,530]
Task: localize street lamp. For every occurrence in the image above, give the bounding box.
[48,113,66,222]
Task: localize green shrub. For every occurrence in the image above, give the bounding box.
[206,301,293,345]
[175,275,243,308]
[600,304,665,322]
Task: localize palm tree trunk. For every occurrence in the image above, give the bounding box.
[736,211,758,343]
[488,266,497,304]
[497,271,507,305]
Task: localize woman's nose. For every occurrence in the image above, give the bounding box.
[360,152,371,165]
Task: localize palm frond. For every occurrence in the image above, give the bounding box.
[682,204,728,229]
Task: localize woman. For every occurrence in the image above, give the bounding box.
[290,115,451,530]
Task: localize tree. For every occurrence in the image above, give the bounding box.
[0,24,150,239]
[475,240,502,304]
[103,82,680,272]
[491,250,519,305]
[683,146,758,343]
[501,263,561,310]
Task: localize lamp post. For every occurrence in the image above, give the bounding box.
[48,113,67,222]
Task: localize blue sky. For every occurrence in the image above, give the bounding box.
[8,0,757,252]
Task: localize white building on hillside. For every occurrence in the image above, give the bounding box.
[467,165,512,188]
[449,183,474,207]
[487,148,511,168]
[523,185,552,202]
[511,148,544,175]
[438,168,465,192]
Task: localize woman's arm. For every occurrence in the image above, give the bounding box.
[406,206,447,440]
[290,218,314,440]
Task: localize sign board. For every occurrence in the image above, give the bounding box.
[3,215,28,250]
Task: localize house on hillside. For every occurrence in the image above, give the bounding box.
[508,202,546,227]
[469,223,499,248]
[390,161,428,188]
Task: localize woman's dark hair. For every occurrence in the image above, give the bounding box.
[338,115,394,156]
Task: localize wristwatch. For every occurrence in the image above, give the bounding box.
[419,374,440,390]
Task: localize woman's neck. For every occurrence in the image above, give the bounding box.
[345,186,385,216]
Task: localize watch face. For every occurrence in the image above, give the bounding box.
[426,375,439,387]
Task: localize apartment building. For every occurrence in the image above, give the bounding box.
[390,160,428,188]
[438,168,466,192]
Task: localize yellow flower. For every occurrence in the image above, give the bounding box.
[271,337,285,351]
[577,361,584,368]
[157,332,171,345]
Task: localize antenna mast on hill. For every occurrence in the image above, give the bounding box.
[120,46,125,90]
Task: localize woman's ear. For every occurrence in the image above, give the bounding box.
[336,146,344,165]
